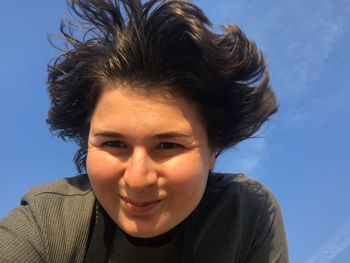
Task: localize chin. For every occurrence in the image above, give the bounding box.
[119,221,174,238]
[122,227,164,238]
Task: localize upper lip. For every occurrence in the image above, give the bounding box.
[120,195,161,206]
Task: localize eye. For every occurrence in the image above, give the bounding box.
[102,141,127,148]
[157,142,183,149]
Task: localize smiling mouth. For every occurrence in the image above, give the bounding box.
[120,196,162,213]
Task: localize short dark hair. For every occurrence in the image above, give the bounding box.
[47,0,278,173]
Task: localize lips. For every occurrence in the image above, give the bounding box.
[120,196,162,213]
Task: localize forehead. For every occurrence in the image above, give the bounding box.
[90,85,205,135]
[96,84,193,113]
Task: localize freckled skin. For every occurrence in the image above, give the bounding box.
[87,85,216,238]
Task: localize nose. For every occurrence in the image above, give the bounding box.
[123,148,157,191]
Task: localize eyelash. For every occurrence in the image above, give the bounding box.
[101,141,183,150]
[157,142,183,149]
[102,141,127,148]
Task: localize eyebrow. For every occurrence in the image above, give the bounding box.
[151,132,191,140]
[93,131,191,140]
[94,131,124,138]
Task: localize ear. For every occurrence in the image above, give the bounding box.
[209,150,217,169]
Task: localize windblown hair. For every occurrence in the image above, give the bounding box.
[47,0,278,173]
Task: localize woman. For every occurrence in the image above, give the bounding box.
[0,0,288,262]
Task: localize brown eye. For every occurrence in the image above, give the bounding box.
[102,141,127,148]
[158,142,183,149]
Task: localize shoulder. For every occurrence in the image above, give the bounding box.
[205,172,282,229]
[206,172,276,204]
[22,174,95,238]
[192,173,288,262]
[1,175,95,262]
[20,174,95,220]
[22,175,95,261]
[21,174,95,221]
[22,174,92,200]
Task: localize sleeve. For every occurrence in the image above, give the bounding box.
[245,186,289,263]
[0,194,46,262]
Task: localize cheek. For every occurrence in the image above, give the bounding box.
[162,158,208,222]
[162,152,210,195]
[86,150,122,186]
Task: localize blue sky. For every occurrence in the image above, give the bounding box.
[1,1,349,262]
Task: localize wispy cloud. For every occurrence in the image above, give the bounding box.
[204,0,349,128]
[283,86,350,128]
[265,0,349,129]
[305,215,350,263]
[259,0,349,97]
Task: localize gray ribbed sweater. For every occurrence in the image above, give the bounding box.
[0,173,289,262]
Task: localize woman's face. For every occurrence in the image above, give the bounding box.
[87,85,216,238]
